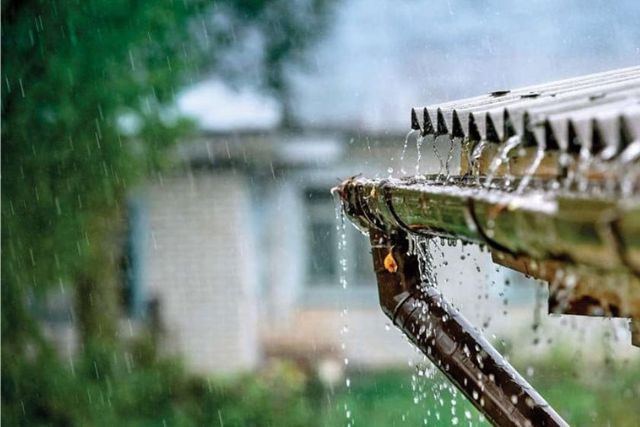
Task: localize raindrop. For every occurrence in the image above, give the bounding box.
[416,136,424,175]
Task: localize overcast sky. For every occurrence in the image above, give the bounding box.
[179,0,640,132]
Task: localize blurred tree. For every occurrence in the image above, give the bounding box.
[1,0,334,423]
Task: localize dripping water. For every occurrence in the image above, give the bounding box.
[619,140,640,197]
[334,203,353,427]
[575,142,593,193]
[484,135,521,189]
[416,135,425,176]
[443,137,457,182]
[407,234,437,289]
[559,149,577,192]
[516,143,545,193]
[471,140,489,185]
[433,136,445,179]
[401,129,419,176]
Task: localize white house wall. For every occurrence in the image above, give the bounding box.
[262,180,306,328]
[143,171,260,374]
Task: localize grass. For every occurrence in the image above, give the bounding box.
[320,369,485,426]
[320,355,640,427]
[523,351,640,426]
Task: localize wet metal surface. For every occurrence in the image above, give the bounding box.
[369,229,568,427]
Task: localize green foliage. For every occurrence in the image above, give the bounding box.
[321,358,640,427]
[321,369,486,426]
[522,349,640,427]
[5,353,639,426]
[2,0,199,295]
[2,341,316,427]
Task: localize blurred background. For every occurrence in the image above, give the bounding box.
[2,0,640,426]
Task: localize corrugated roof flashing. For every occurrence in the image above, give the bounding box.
[411,66,640,154]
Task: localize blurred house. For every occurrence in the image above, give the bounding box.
[130,125,422,375]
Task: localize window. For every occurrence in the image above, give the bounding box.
[304,187,376,288]
[121,197,148,318]
[307,220,337,281]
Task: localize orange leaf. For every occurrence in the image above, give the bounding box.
[384,251,398,273]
